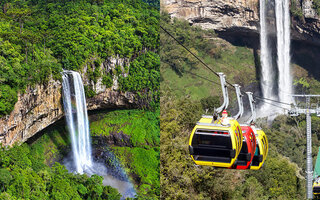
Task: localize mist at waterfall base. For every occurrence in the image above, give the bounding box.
[62,148,136,198]
[62,70,136,199]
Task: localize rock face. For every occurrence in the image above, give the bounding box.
[162,0,320,45]
[163,0,259,32]
[0,80,63,146]
[0,57,139,146]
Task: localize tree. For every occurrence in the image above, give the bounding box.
[0,169,12,192]
[7,7,31,34]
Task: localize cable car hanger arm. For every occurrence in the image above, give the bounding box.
[246,92,256,124]
[215,73,229,113]
[233,84,243,119]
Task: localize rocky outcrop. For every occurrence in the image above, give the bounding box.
[0,57,139,147]
[0,80,63,146]
[161,0,320,45]
[163,0,259,32]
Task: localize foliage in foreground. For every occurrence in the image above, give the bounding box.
[160,92,306,199]
[0,143,122,200]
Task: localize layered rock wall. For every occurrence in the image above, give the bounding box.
[0,57,138,146]
[162,0,320,45]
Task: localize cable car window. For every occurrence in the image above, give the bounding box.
[237,141,250,166]
[192,132,231,148]
[240,141,248,153]
[251,146,261,166]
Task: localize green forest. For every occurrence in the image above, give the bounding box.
[0,0,160,199]
[160,12,320,199]
[0,135,123,200]
[0,0,159,117]
[0,108,160,199]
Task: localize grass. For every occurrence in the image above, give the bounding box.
[90,109,160,198]
[28,125,70,166]
[90,109,160,147]
[111,146,160,199]
[161,43,256,100]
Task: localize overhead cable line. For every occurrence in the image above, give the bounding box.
[255,98,290,110]
[160,25,219,77]
[254,96,292,106]
[184,70,220,85]
[160,24,293,107]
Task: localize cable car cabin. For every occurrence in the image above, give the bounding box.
[189,116,243,168]
[313,178,320,195]
[250,129,268,170]
[230,125,256,170]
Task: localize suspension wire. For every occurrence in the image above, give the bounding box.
[186,68,291,110]
[255,98,290,110]
[160,24,293,107]
[184,70,220,85]
[160,25,219,77]
[254,96,292,106]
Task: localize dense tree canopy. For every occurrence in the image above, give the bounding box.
[0,0,159,117]
[0,144,123,199]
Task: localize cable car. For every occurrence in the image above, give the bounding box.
[230,125,256,169]
[313,177,320,195]
[188,115,243,168]
[250,128,268,170]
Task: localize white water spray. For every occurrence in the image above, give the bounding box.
[275,0,292,105]
[62,70,136,198]
[260,0,275,113]
[62,70,92,174]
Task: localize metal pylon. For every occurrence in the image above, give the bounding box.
[306,96,313,199]
[289,94,320,199]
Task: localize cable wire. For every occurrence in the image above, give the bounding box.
[161,24,294,107]
[160,25,219,77]
[184,70,220,85]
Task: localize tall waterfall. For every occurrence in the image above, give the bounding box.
[275,0,292,104]
[260,0,275,111]
[62,70,92,174]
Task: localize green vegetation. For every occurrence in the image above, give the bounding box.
[112,147,159,199]
[159,13,320,199]
[142,0,159,9]
[313,0,320,15]
[0,107,161,199]
[160,12,256,100]
[291,0,304,21]
[0,144,122,200]
[0,0,159,117]
[90,109,160,146]
[160,93,306,199]
[119,51,160,109]
[90,109,160,199]
[27,125,70,166]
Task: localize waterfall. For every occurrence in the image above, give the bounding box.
[62,70,92,174]
[275,0,293,104]
[260,0,275,111]
[61,70,136,198]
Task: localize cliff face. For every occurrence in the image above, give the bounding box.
[0,57,138,146]
[162,0,320,45]
[163,0,259,32]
